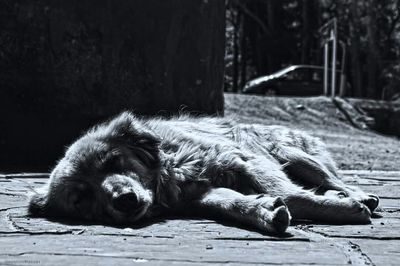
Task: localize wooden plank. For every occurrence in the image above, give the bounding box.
[341,170,400,184]
[1,177,310,240]
[305,215,400,239]
[1,172,400,265]
[0,194,26,210]
[340,170,400,178]
[0,173,49,179]
[346,239,400,266]
[0,178,46,196]
[0,235,350,265]
[4,205,310,241]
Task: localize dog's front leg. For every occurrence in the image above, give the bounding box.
[284,192,372,224]
[194,188,291,234]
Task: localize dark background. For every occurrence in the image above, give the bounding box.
[0,0,225,171]
[2,0,400,171]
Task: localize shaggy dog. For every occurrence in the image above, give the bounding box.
[28,112,379,234]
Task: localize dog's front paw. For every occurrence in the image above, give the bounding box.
[325,190,380,213]
[253,196,291,234]
[336,198,372,224]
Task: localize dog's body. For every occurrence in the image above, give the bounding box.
[29,112,379,234]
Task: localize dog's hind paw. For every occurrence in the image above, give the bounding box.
[325,190,380,214]
[360,194,379,212]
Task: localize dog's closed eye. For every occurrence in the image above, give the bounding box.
[98,149,125,173]
[129,146,157,167]
[102,155,124,172]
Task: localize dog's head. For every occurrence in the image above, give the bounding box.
[28,112,161,224]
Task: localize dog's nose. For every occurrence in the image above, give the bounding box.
[112,192,140,213]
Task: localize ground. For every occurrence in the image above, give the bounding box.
[1,95,399,265]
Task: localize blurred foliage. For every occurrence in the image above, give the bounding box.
[225,0,400,100]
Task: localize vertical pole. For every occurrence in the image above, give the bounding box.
[339,40,346,97]
[324,42,329,96]
[331,19,337,98]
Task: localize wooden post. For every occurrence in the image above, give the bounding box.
[331,18,337,98]
[324,43,329,96]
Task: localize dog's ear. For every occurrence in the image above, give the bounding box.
[109,112,161,168]
[155,168,181,208]
[28,192,48,217]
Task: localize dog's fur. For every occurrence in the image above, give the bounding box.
[28,112,379,234]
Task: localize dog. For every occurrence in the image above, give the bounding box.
[28,112,379,234]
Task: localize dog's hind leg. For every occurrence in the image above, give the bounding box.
[275,146,345,190]
[239,157,371,224]
[194,188,291,234]
[275,146,379,212]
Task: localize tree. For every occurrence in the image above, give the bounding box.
[0,0,226,170]
[225,0,400,99]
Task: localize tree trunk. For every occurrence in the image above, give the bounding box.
[266,0,276,73]
[301,0,310,64]
[0,0,225,171]
[239,15,248,90]
[349,1,363,97]
[366,0,381,98]
[232,11,241,93]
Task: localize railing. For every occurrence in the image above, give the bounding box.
[319,18,346,98]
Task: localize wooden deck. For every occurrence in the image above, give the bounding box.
[0,171,399,265]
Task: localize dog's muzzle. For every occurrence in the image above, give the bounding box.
[102,174,153,222]
[112,191,145,214]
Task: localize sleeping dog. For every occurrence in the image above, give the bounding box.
[28,112,379,234]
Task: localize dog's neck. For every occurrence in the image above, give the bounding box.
[153,151,210,211]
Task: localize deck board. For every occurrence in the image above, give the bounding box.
[0,171,399,265]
